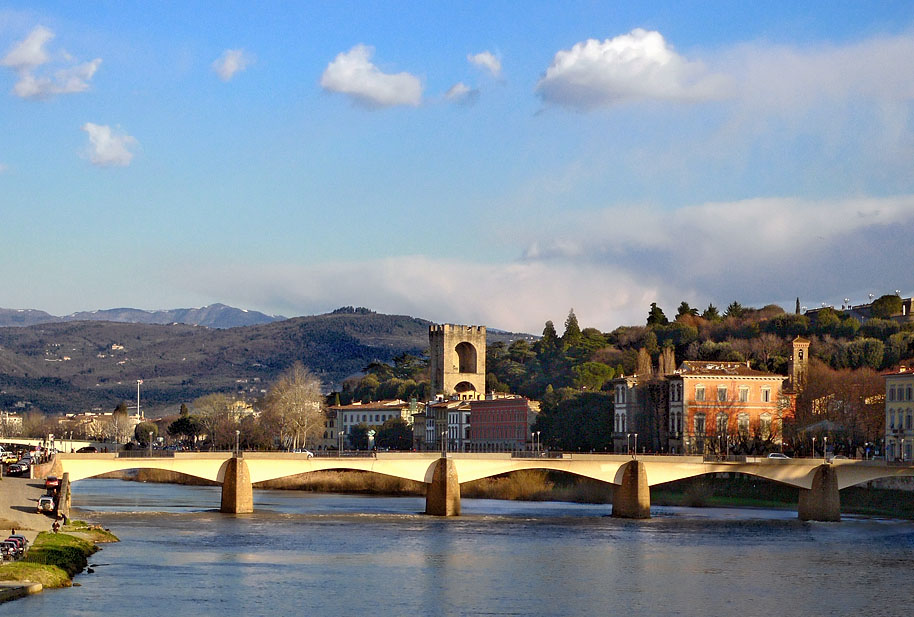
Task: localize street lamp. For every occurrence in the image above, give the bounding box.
[235,429,240,456]
[633,433,638,458]
[441,430,447,456]
[136,379,143,420]
[823,436,828,461]
[626,433,631,455]
[338,430,344,456]
[148,431,153,455]
[536,431,541,455]
[812,436,816,458]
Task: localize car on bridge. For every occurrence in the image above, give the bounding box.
[767,453,790,459]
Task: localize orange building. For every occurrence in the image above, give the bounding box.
[668,361,790,454]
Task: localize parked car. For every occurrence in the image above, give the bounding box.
[293,449,315,458]
[37,495,56,514]
[76,446,98,453]
[767,452,790,459]
[1,540,21,560]
[7,463,24,475]
[44,475,60,490]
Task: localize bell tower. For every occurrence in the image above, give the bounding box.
[429,324,486,399]
[788,336,810,392]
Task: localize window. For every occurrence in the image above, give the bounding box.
[761,388,771,403]
[890,410,896,429]
[694,413,706,435]
[717,386,727,402]
[908,387,912,401]
[716,412,728,434]
[739,387,749,403]
[760,413,772,439]
[890,387,896,402]
[695,385,705,402]
[907,413,912,430]
[738,413,749,434]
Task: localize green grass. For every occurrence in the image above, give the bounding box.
[0,527,118,588]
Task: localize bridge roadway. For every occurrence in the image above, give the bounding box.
[48,452,914,521]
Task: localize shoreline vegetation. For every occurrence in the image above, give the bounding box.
[106,469,914,519]
[0,521,119,591]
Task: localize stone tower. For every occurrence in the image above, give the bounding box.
[429,324,486,399]
[788,336,810,391]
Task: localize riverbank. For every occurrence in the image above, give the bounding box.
[0,475,118,603]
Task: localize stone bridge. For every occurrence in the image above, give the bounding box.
[49,452,914,521]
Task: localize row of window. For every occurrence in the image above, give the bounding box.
[888,410,914,430]
[692,385,771,403]
[619,384,773,404]
[888,385,914,402]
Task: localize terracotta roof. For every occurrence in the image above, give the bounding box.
[329,399,410,411]
[673,361,781,378]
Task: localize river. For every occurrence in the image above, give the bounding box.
[8,479,914,617]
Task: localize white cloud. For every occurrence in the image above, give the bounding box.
[320,44,422,107]
[81,123,137,167]
[538,29,914,112]
[537,29,727,109]
[1,25,52,71]
[184,256,665,334]
[212,48,252,82]
[468,50,501,77]
[445,81,478,105]
[520,194,914,315]
[1,25,101,99]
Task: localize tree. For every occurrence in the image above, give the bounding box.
[376,417,413,450]
[725,301,746,319]
[572,362,615,391]
[562,309,582,348]
[702,304,721,321]
[647,303,669,326]
[193,393,234,450]
[134,421,158,445]
[261,362,324,450]
[676,302,699,319]
[871,294,903,319]
[167,415,202,447]
[349,423,370,450]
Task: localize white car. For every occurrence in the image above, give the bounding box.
[767,452,790,459]
[293,449,314,459]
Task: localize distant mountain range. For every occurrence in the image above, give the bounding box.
[0,306,532,416]
[0,303,285,329]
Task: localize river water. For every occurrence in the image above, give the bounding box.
[8,479,914,617]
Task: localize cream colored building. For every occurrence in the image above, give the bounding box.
[885,367,914,461]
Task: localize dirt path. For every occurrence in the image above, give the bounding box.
[0,476,56,544]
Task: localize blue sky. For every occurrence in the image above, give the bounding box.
[2,1,914,333]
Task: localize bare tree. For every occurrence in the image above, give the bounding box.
[261,363,324,450]
[193,393,234,450]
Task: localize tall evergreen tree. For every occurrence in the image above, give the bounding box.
[702,304,721,321]
[563,309,582,348]
[647,303,669,326]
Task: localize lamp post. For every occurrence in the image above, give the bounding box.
[338,430,344,456]
[148,431,153,455]
[531,432,535,454]
[812,436,816,459]
[634,433,638,458]
[823,436,828,461]
[441,430,447,457]
[535,431,541,455]
[626,433,631,455]
[136,379,143,420]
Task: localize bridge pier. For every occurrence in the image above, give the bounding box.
[612,460,651,519]
[220,456,253,514]
[798,464,840,522]
[425,458,460,516]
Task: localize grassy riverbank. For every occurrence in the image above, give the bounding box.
[0,522,119,589]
